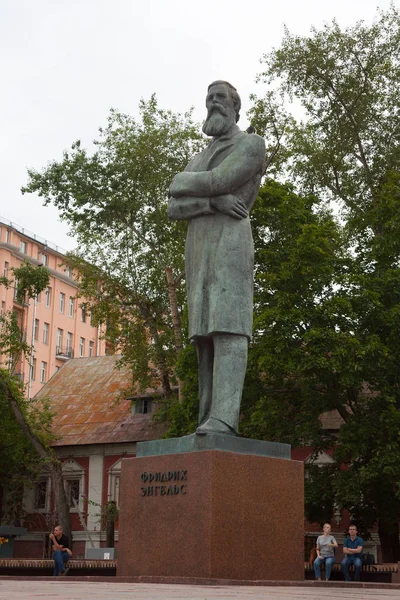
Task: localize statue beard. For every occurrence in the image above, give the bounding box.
[202,106,237,137]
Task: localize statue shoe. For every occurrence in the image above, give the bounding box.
[196,417,237,436]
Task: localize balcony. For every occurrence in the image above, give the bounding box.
[56,346,74,360]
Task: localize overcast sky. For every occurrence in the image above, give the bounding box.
[0,0,394,251]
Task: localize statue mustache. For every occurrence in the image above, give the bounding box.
[207,104,228,117]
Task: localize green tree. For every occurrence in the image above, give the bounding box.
[23,96,204,401]
[0,264,71,539]
[249,6,400,560]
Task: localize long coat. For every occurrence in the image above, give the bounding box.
[168,125,265,341]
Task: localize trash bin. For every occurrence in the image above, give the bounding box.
[0,526,27,558]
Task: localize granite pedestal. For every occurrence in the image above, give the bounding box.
[117,434,304,581]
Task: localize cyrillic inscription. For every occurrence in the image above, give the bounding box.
[140,471,188,497]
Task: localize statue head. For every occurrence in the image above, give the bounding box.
[202,80,241,137]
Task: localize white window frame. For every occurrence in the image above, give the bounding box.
[69,297,74,318]
[59,292,65,313]
[108,459,122,508]
[62,459,85,513]
[30,358,36,381]
[25,475,51,514]
[45,287,51,308]
[20,240,27,253]
[79,337,85,357]
[34,318,39,341]
[89,341,94,357]
[40,361,47,383]
[57,328,63,349]
[43,322,49,344]
[67,332,73,350]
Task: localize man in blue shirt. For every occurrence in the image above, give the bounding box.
[341,524,364,581]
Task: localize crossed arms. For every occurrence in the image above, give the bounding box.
[343,544,363,555]
[168,134,265,221]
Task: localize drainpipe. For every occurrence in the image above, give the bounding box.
[27,295,37,401]
[97,323,101,356]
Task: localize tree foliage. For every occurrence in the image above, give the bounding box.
[23,96,204,397]
[249,6,400,560]
[0,266,71,536]
[251,5,400,220]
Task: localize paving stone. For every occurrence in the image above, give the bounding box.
[1,581,400,600]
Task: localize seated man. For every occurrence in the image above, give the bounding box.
[341,524,364,581]
[50,524,72,576]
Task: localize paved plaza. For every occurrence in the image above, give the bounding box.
[1,581,400,600]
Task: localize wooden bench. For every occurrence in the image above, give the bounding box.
[305,561,398,583]
[0,558,117,576]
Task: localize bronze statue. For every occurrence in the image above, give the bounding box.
[168,81,265,436]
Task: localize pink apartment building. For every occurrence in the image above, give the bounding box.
[0,217,107,397]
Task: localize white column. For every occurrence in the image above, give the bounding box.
[86,454,104,548]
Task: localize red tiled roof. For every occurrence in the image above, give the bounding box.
[34,355,166,446]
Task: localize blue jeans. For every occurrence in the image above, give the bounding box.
[53,549,69,576]
[314,556,336,580]
[341,555,362,581]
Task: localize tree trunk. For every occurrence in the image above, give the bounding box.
[1,376,71,540]
[51,462,71,542]
[165,267,184,403]
[378,519,400,562]
[106,518,115,548]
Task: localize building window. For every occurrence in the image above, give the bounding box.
[20,240,27,254]
[34,318,39,341]
[43,322,49,344]
[3,261,9,277]
[1,301,5,314]
[13,278,19,300]
[79,337,85,357]
[33,478,50,511]
[59,292,65,313]
[41,253,48,266]
[67,332,73,350]
[65,265,71,277]
[57,328,63,349]
[108,459,122,508]
[110,476,120,507]
[30,358,36,381]
[89,341,94,357]
[5,229,10,243]
[40,361,47,383]
[35,292,41,304]
[81,306,86,323]
[69,297,74,318]
[65,479,81,507]
[62,459,85,512]
[45,287,51,307]
[133,398,153,414]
